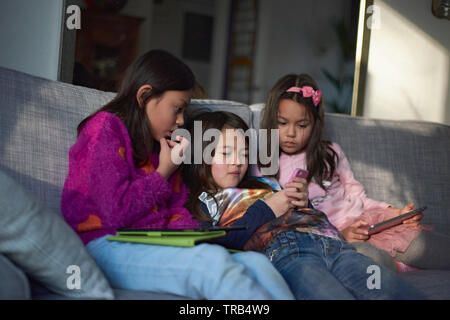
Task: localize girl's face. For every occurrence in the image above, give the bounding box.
[277,99,314,155]
[211,129,249,189]
[145,90,192,141]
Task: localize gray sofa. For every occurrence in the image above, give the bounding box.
[0,66,449,300]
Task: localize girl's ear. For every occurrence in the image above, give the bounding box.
[136,84,153,108]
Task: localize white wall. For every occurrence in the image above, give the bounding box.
[363,0,450,125]
[0,0,63,80]
[252,0,354,105]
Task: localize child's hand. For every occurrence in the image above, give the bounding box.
[170,136,190,165]
[157,136,189,179]
[264,177,308,217]
[389,202,423,229]
[340,220,370,242]
[264,190,296,217]
[285,177,308,208]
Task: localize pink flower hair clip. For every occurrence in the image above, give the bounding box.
[286,86,322,107]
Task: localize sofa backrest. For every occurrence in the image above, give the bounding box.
[325,113,450,232]
[0,67,116,216]
[1,67,449,235]
[0,67,252,216]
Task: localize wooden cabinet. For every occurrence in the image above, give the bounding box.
[74,9,143,92]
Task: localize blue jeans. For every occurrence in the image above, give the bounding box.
[86,236,294,300]
[265,231,425,300]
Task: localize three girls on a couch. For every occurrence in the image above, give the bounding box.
[61,50,448,299]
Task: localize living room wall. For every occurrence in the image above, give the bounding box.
[251,0,356,110]
[362,0,450,125]
[0,0,63,81]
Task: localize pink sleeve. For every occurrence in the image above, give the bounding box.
[333,143,391,211]
[78,116,172,229]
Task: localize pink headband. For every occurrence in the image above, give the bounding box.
[286,86,322,107]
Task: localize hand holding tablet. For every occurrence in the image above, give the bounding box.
[365,206,426,236]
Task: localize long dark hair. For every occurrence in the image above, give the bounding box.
[77,50,195,167]
[260,73,337,189]
[182,111,272,221]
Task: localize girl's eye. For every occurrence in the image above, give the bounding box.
[175,106,183,113]
[298,124,308,128]
[278,121,287,126]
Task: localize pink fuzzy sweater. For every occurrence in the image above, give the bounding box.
[61,111,199,245]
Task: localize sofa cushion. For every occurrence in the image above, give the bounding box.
[249,103,265,131]
[0,169,114,299]
[31,282,191,300]
[0,253,31,299]
[400,270,450,300]
[322,113,450,235]
[0,67,253,218]
[187,99,252,127]
[0,67,115,216]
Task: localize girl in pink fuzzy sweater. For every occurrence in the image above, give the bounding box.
[60,50,294,300]
[61,110,197,245]
[255,73,450,273]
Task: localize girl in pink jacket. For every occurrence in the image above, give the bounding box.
[256,73,450,273]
